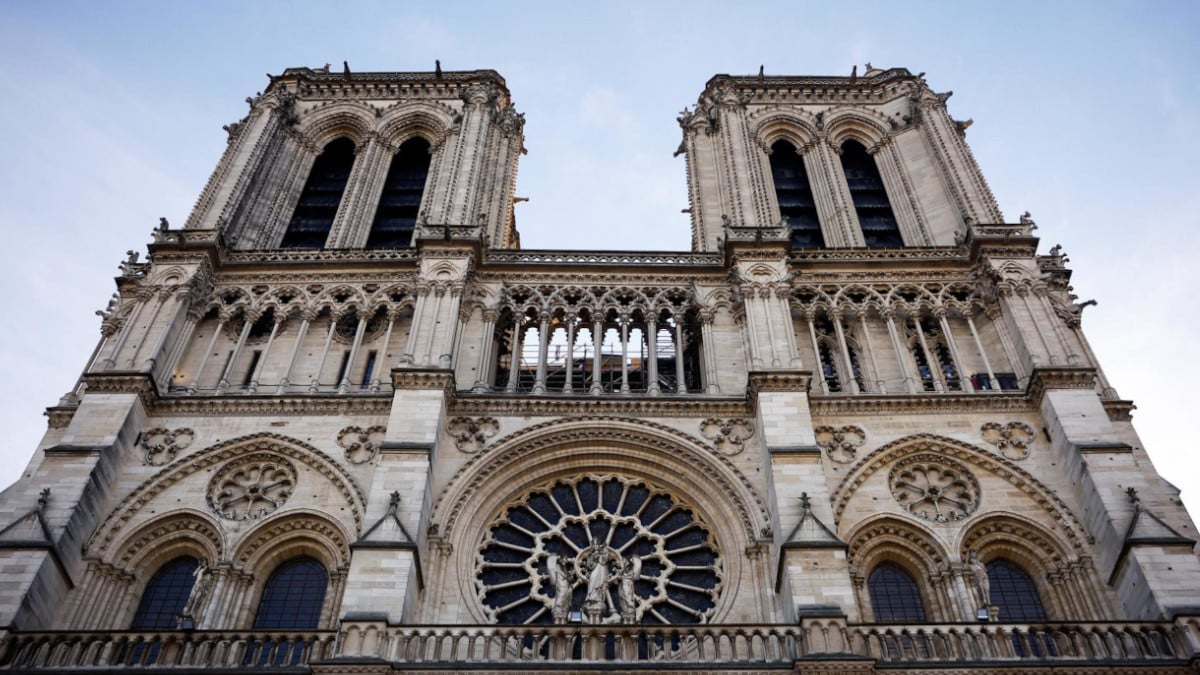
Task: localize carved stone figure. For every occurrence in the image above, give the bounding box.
[583,546,613,623]
[546,554,572,624]
[180,559,213,624]
[618,556,641,623]
[968,549,990,608]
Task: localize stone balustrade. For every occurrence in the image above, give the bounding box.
[0,630,335,669]
[1,620,1194,669]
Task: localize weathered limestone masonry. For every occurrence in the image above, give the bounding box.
[1,65,1199,674]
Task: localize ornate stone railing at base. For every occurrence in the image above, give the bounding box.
[2,621,1195,669]
[803,619,1192,665]
[0,630,335,670]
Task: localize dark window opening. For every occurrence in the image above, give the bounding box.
[281,138,356,249]
[987,559,1047,622]
[335,351,351,384]
[130,556,198,630]
[253,557,328,630]
[361,350,377,386]
[242,350,262,388]
[769,140,824,248]
[841,140,902,248]
[367,137,431,249]
[869,563,926,623]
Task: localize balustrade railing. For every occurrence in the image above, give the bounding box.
[0,630,335,670]
[1,621,1193,669]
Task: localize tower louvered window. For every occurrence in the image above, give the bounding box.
[280,138,356,249]
[367,137,431,248]
[768,140,824,248]
[840,140,902,248]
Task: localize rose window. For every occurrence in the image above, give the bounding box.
[476,475,722,625]
[207,454,297,521]
[888,454,980,523]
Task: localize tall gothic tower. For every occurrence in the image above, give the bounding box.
[2,65,1199,674]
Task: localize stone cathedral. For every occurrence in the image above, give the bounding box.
[1,64,1198,674]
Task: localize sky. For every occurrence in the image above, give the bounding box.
[0,1,1198,515]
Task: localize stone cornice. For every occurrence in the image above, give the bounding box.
[810,392,1033,417]
[273,67,510,99]
[448,394,751,418]
[483,250,723,269]
[748,371,813,394]
[392,368,456,392]
[1103,399,1136,422]
[1026,366,1100,404]
[223,248,419,266]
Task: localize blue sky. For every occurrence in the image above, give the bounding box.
[1,1,1198,514]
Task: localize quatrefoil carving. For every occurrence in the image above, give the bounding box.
[337,425,386,464]
[980,422,1035,461]
[814,425,866,463]
[446,417,500,453]
[699,418,755,455]
[139,427,195,466]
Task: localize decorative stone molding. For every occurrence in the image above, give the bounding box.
[391,369,456,391]
[446,416,499,453]
[888,454,980,523]
[810,393,1033,416]
[814,425,865,464]
[337,425,386,464]
[139,427,196,466]
[449,395,750,418]
[980,421,1035,461]
[747,371,813,393]
[207,454,298,521]
[699,418,755,455]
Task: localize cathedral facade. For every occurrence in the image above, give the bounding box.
[1,65,1199,673]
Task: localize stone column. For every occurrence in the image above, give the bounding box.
[215,312,255,394]
[699,310,721,394]
[278,310,313,394]
[247,311,282,393]
[619,316,631,394]
[338,314,368,394]
[964,310,1000,390]
[590,317,604,395]
[644,315,659,395]
[532,313,551,394]
[674,320,687,394]
[188,316,227,394]
[935,308,972,392]
[830,309,860,394]
[505,317,524,393]
[473,308,499,392]
[805,310,829,394]
[309,311,340,392]
[911,314,945,392]
[883,309,918,394]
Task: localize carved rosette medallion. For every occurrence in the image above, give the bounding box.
[446,416,499,453]
[139,427,195,466]
[207,454,297,521]
[699,418,755,455]
[888,455,980,523]
[980,422,1035,461]
[815,425,866,463]
[337,425,386,464]
[476,475,722,625]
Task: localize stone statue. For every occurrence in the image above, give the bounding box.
[1049,243,1063,257]
[546,554,572,624]
[180,559,214,623]
[617,556,641,623]
[1019,211,1036,229]
[967,549,990,608]
[583,547,612,622]
[118,250,139,276]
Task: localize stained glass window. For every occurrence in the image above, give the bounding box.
[130,556,198,630]
[252,557,328,630]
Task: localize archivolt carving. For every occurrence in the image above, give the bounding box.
[958,513,1069,569]
[232,510,352,572]
[87,433,366,557]
[297,103,375,147]
[830,433,1086,551]
[846,515,949,575]
[376,100,456,147]
[980,421,1035,461]
[699,418,755,455]
[446,416,499,453]
[110,510,224,569]
[337,425,386,464]
[815,425,865,463]
[747,108,820,153]
[139,427,195,466]
[822,106,893,147]
[431,416,769,542]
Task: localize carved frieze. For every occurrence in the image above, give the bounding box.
[139,427,196,466]
[446,416,499,453]
[337,425,386,464]
[980,421,1035,461]
[814,425,865,464]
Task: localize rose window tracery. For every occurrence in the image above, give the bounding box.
[476,475,722,626]
[207,454,297,520]
[888,455,980,523]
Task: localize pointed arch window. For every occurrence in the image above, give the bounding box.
[367,137,431,249]
[987,559,1047,621]
[130,556,198,630]
[281,138,356,249]
[252,557,328,630]
[868,563,926,622]
[840,140,903,248]
[769,140,824,248]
